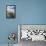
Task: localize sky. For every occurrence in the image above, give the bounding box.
[7,6,15,13]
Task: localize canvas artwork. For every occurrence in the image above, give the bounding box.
[6,5,16,18]
[18,25,46,41]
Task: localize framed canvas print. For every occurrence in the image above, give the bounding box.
[6,5,16,19]
[18,24,46,46]
[18,24,46,41]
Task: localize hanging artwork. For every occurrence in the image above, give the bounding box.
[8,32,16,46]
[6,5,16,18]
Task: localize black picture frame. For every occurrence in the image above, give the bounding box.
[6,5,16,19]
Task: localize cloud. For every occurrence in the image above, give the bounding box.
[7,6,15,13]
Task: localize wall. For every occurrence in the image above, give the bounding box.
[0,0,46,44]
[0,0,17,44]
[17,0,46,24]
